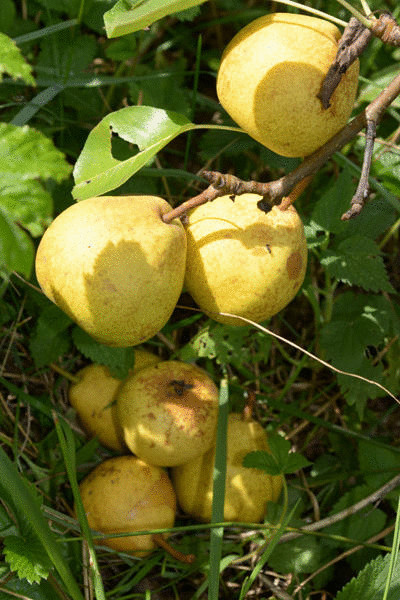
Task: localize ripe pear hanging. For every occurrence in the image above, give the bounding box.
[35,195,187,347]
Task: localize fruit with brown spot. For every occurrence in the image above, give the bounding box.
[184,193,307,325]
[117,361,219,466]
[78,455,176,556]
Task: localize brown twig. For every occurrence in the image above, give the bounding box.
[371,11,400,47]
[278,471,400,544]
[341,118,376,220]
[318,17,373,109]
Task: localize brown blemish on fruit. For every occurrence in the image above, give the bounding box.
[286,251,302,280]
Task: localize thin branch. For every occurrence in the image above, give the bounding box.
[342,118,376,220]
[279,472,400,544]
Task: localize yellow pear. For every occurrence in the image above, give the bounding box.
[68,348,161,451]
[35,195,187,347]
[78,455,176,556]
[184,194,307,325]
[216,12,359,157]
[117,360,219,466]
[172,413,283,523]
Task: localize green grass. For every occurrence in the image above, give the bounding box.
[1,0,400,598]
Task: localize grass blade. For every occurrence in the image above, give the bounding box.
[0,446,84,600]
[208,371,229,600]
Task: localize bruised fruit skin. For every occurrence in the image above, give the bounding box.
[184,194,307,326]
[216,12,359,157]
[78,455,176,556]
[69,348,161,451]
[172,413,283,523]
[35,195,187,347]
[117,361,219,466]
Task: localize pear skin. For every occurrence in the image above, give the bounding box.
[117,361,219,466]
[69,348,161,451]
[217,13,359,157]
[184,194,307,325]
[35,195,186,347]
[78,456,176,556]
[172,413,283,523]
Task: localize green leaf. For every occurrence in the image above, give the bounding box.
[0,175,53,237]
[3,535,51,584]
[320,235,395,293]
[319,292,397,411]
[311,167,356,235]
[72,105,194,199]
[268,536,328,574]
[243,435,311,475]
[358,440,400,489]
[29,304,72,368]
[334,552,400,600]
[104,0,207,38]
[71,326,135,379]
[0,32,35,85]
[0,122,71,182]
[0,207,34,276]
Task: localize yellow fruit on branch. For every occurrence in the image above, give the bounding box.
[184,193,307,326]
[117,360,219,467]
[78,455,176,557]
[216,12,359,157]
[35,195,187,347]
[68,348,161,451]
[172,413,283,523]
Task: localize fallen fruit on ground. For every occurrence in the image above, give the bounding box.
[172,412,283,523]
[184,193,307,326]
[78,455,176,556]
[68,348,161,451]
[35,195,187,347]
[117,360,219,466]
[216,12,359,157]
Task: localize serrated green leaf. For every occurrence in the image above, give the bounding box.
[334,552,400,600]
[0,577,57,600]
[0,207,34,276]
[0,122,71,182]
[0,32,35,85]
[104,0,207,38]
[243,436,311,475]
[3,535,51,584]
[320,235,394,293]
[72,105,194,199]
[71,326,135,379]
[319,292,396,410]
[0,175,53,237]
[29,304,72,368]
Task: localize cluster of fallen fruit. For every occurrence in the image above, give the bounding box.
[69,349,283,558]
[34,12,360,561]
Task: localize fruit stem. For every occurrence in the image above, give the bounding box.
[50,363,80,384]
[278,175,313,211]
[161,184,221,223]
[152,533,196,564]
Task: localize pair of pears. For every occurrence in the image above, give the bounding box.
[35,192,307,342]
[70,355,220,466]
